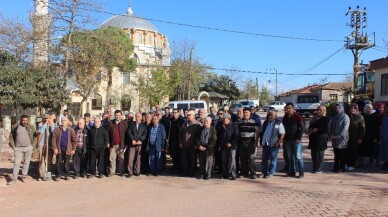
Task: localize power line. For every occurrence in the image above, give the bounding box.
[76,7,343,43]
[279,47,345,82]
[203,66,347,76]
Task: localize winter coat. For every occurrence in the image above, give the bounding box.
[196,126,217,156]
[348,113,365,148]
[308,115,330,151]
[330,104,350,149]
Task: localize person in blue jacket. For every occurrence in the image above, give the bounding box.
[147,115,166,176]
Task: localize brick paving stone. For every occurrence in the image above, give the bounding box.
[1,133,388,216]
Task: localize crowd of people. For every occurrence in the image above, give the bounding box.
[6,101,388,185]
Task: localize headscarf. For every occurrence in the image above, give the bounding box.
[200,127,210,145]
[363,104,373,114]
[378,103,385,110]
[350,103,359,112]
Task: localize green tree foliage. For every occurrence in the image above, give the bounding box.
[259,85,270,106]
[0,64,69,114]
[201,73,240,100]
[240,79,258,100]
[63,27,137,110]
[169,40,207,100]
[133,67,179,107]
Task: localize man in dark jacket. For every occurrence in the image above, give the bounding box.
[107,110,128,177]
[73,118,88,178]
[282,103,305,178]
[179,110,201,177]
[166,108,184,174]
[88,117,109,178]
[218,113,239,180]
[127,112,147,177]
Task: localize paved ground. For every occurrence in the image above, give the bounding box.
[0,113,387,217]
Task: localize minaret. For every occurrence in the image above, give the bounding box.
[32,0,51,68]
[127,0,133,15]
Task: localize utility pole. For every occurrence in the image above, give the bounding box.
[266,68,278,99]
[344,6,374,96]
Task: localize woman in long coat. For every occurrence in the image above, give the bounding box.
[329,103,350,173]
[308,106,330,173]
[347,103,365,171]
[379,104,388,170]
[357,104,377,167]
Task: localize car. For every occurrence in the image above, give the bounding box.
[239,100,255,108]
[262,101,286,112]
[163,100,208,115]
[230,103,243,114]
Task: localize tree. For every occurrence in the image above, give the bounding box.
[259,85,270,106]
[133,67,179,107]
[240,79,258,100]
[0,64,69,117]
[201,73,240,100]
[170,39,208,100]
[63,27,136,112]
[0,14,33,65]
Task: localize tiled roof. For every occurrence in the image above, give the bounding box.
[370,57,388,70]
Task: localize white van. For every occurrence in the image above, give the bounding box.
[163,100,208,114]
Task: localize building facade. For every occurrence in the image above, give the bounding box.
[67,6,171,116]
[370,57,388,104]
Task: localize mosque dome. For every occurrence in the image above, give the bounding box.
[101,7,159,33]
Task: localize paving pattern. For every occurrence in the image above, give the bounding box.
[1,135,388,216]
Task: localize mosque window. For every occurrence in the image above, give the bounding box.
[148,36,153,45]
[137,34,143,44]
[123,73,130,85]
[92,94,102,110]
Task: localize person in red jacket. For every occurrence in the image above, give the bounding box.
[107,110,128,177]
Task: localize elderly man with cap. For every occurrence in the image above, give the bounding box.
[238,107,260,179]
[179,110,201,177]
[218,113,239,180]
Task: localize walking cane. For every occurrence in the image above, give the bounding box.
[44,127,52,180]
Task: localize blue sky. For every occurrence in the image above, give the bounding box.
[2,0,388,94]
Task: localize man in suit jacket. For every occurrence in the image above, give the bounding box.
[127,112,147,177]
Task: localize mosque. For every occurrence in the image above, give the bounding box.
[66,4,171,116]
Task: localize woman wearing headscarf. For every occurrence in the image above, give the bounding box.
[308,106,330,174]
[373,103,385,165]
[329,103,350,173]
[347,103,365,171]
[196,117,217,180]
[378,103,388,170]
[357,104,377,167]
